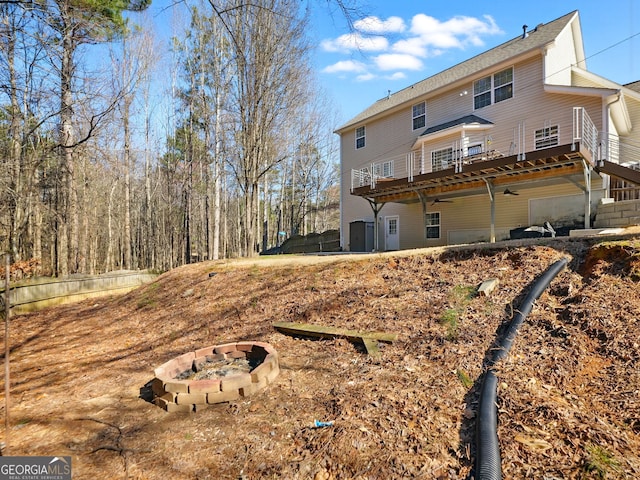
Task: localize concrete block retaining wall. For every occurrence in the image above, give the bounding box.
[594,199,640,228]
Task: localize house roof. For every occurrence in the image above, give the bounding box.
[335,10,579,133]
[419,114,493,136]
[625,80,640,94]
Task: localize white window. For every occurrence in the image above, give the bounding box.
[474,67,513,109]
[374,160,394,178]
[388,217,398,235]
[494,68,513,103]
[425,212,440,239]
[535,125,559,149]
[357,167,371,186]
[431,148,453,171]
[467,144,483,156]
[473,76,492,109]
[412,102,426,130]
[356,126,365,149]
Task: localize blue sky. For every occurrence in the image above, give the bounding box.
[305,1,640,124]
[144,1,640,128]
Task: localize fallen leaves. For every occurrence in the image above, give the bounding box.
[2,239,640,479]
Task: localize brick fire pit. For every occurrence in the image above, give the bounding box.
[152,341,280,412]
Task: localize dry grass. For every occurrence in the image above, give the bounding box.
[1,233,639,479]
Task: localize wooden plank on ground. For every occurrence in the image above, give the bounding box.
[272,321,398,356]
[361,337,381,357]
[273,322,398,343]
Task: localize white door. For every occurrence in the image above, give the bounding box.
[384,216,399,251]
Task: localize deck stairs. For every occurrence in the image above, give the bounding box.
[596,136,640,200]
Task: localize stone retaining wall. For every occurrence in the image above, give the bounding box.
[152,342,280,413]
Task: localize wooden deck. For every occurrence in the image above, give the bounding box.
[351,142,593,203]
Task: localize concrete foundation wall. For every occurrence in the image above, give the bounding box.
[4,271,158,314]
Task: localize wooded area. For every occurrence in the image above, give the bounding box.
[0,0,343,277]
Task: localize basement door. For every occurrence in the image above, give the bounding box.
[384,215,399,251]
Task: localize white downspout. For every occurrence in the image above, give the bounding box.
[602,91,622,197]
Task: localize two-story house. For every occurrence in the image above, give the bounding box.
[336,10,640,251]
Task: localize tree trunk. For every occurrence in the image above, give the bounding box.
[123,95,132,270]
[60,2,77,276]
[212,92,222,260]
[105,179,118,272]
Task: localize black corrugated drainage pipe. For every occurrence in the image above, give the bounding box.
[474,257,568,480]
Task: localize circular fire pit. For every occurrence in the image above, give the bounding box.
[152,342,280,412]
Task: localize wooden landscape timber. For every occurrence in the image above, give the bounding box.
[273,321,398,356]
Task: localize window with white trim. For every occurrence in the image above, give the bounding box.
[535,125,559,149]
[357,167,371,186]
[473,76,492,109]
[474,67,513,109]
[425,212,440,239]
[431,147,453,171]
[388,217,398,235]
[412,102,426,130]
[467,144,483,156]
[355,126,365,149]
[374,160,393,178]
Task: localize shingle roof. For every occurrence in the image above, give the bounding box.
[625,80,640,94]
[336,10,578,133]
[420,114,493,136]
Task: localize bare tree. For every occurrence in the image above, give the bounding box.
[213,0,312,256]
[42,0,150,275]
[1,0,343,274]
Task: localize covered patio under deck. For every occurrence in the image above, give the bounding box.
[351,141,597,248]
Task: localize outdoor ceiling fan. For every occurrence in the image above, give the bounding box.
[431,198,453,205]
[503,188,519,196]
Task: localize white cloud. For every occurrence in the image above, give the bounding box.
[321,12,503,79]
[322,60,367,74]
[391,37,429,57]
[321,33,388,53]
[386,72,407,80]
[356,72,376,82]
[354,16,406,34]
[374,53,423,71]
[410,14,502,49]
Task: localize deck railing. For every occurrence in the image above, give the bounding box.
[573,106,598,159]
[601,133,640,201]
[600,132,640,167]
[351,107,601,191]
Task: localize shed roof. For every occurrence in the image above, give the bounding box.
[335,10,579,133]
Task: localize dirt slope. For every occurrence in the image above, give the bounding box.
[1,234,639,479]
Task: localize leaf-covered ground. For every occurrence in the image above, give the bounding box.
[1,233,639,479]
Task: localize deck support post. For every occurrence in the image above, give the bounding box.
[582,159,592,229]
[484,179,496,243]
[416,190,429,244]
[365,198,386,252]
